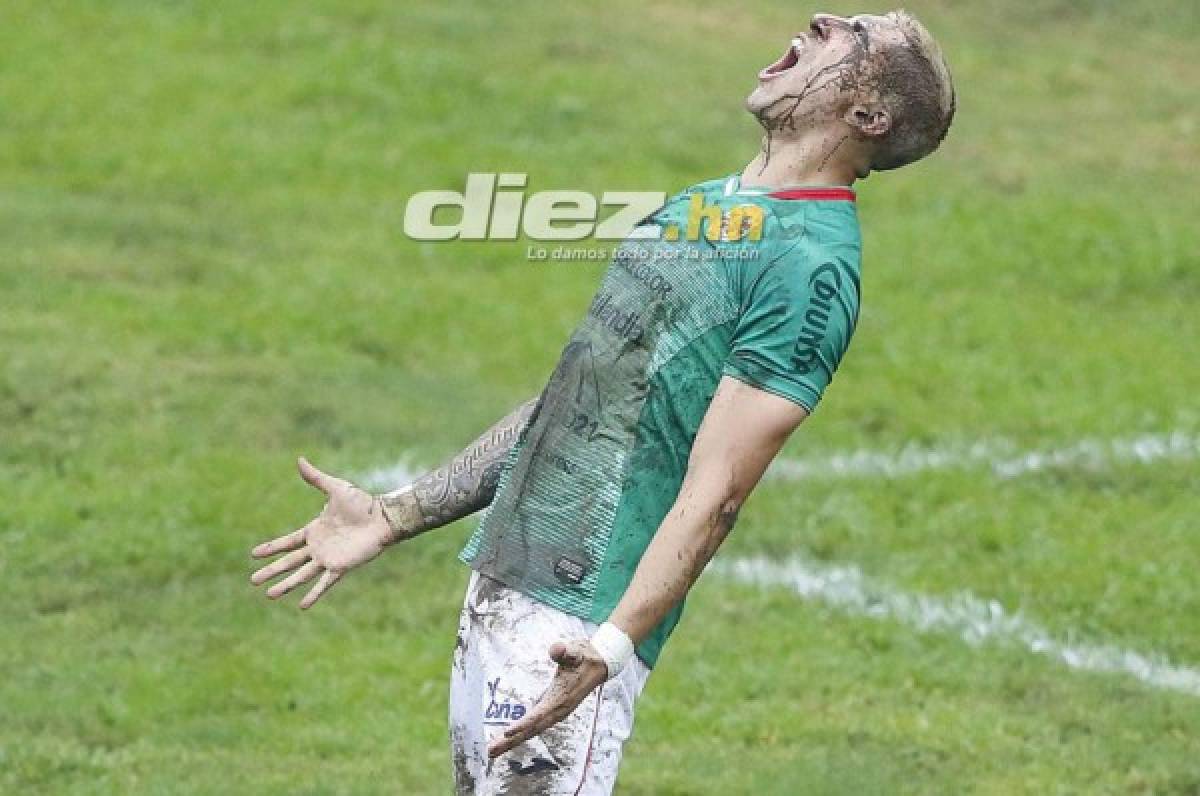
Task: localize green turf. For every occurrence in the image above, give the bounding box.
[3,0,1199,792]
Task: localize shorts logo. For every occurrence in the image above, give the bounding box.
[484,677,527,724]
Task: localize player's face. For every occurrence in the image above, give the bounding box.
[746,12,901,132]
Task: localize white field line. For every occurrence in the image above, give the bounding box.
[766,431,1200,481]
[359,431,1200,491]
[357,433,1200,695]
[714,555,1200,698]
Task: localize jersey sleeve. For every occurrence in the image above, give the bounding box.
[722,246,859,412]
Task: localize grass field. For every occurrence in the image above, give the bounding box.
[3,0,1200,793]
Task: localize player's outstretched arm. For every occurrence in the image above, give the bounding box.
[489,376,806,757]
[249,395,540,608]
[377,395,540,538]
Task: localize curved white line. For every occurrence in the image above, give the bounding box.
[714,555,1200,698]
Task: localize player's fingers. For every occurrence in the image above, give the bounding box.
[297,457,337,496]
[250,549,309,585]
[488,708,548,758]
[299,570,341,610]
[267,560,322,599]
[491,677,583,758]
[548,641,582,668]
[251,528,306,558]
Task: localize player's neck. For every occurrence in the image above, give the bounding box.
[741,129,863,189]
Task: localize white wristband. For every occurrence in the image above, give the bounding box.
[590,622,634,680]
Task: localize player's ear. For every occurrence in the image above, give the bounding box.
[845,104,891,139]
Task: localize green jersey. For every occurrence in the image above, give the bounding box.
[461,174,862,665]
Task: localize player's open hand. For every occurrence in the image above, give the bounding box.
[487,640,608,759]
[249,457,396,609]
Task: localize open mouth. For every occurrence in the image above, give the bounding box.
[758,37,805,81]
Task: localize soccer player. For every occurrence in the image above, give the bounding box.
[250,10,954,794]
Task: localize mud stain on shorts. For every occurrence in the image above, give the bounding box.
[451,726,476,795]
[492,722,579,796]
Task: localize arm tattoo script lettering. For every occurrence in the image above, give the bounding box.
[379,396,540,539]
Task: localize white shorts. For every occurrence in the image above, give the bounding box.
[449,571,651,795]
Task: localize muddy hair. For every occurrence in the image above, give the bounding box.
[869,10,956,172]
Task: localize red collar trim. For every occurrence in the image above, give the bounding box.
[767,188,856,202]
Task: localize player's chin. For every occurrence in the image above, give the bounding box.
[745,84,776,115]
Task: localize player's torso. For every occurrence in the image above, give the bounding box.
[462,176,859,663]
[465,187,748,575]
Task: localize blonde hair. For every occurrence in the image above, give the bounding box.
[870,10,956,171]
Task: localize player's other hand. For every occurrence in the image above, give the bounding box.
[487,640,608,759]
[249,457,397,609]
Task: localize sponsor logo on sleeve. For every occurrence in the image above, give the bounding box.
[792,263,842,375]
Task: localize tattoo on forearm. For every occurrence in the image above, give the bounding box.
[380,397,540,538]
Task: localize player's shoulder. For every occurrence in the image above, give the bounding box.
[736,208,863,306]
[754,203,859,264]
